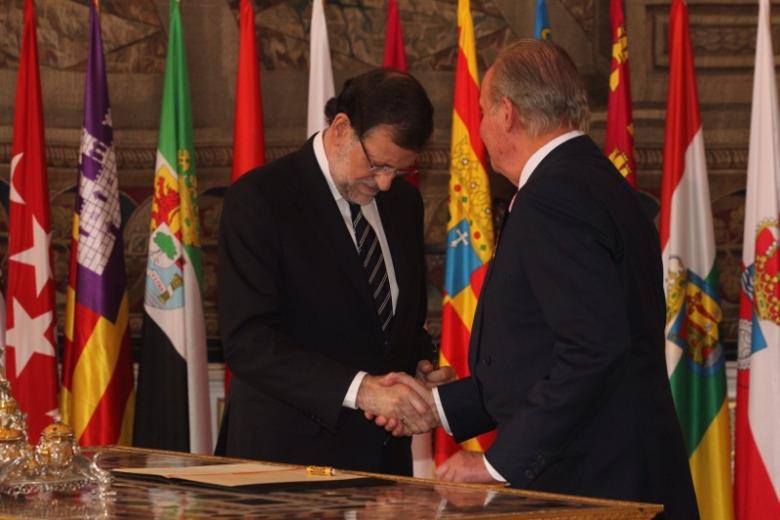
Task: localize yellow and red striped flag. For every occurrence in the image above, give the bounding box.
[436,0,495,465]
[60,0,135,446]
[604,0,636,188]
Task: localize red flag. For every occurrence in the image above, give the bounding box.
[4,0,58,444]
[226,0,267,394]
[604,0,637,188]
[383,0,408,71]
[232,0,265,181]
[382,0,419,188]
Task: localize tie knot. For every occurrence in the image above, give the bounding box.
[349,203,362,221]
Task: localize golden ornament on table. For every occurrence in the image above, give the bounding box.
[0,372,112,496]
[0,427,26,465]
[34,423,80,476]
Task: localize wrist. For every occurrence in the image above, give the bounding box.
[355,374,377,411]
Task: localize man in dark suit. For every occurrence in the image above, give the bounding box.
[216,69,443,475]
[380,40,699,517]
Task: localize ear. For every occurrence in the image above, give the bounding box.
[500,96,515,131]
[330,113,353,138]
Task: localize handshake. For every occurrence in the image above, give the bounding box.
[355,360,456,437]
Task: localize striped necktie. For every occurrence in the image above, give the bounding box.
[349,203,393,336]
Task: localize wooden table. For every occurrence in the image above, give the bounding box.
[0,446,663,519]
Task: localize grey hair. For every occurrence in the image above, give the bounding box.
[488,39,590,136]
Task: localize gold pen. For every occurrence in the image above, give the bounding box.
[306,465,336,477]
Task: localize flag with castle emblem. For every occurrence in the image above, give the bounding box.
[660,2,734,519]
[4,0,58,444]
[436,0,496,465]
[60,0,135,447]
[735,0,780,517]
[604,0,636,188]
[133,0,212,454]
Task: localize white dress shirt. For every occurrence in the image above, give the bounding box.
[311,131,399,409]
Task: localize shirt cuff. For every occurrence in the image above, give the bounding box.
[342,371,368,409]
[483,455,507,483]
[432,387,453,435]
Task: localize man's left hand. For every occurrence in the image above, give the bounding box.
[415,360,456,388]
[436,451,500,484]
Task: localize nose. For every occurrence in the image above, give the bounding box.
[375,173,394,191]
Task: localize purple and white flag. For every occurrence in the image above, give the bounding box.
[60,0,135,446]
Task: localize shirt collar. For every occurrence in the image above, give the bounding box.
[517,130,584,190]
[313,129,345,204]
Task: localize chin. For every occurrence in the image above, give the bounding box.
[347,193,374,206]
[349,188,378,205]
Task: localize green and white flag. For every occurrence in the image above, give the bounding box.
[134,0,211,454]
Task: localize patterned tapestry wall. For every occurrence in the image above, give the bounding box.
[0,0,763,359]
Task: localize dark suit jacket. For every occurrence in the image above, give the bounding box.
[438,135,699,518]
[217,138,433,474]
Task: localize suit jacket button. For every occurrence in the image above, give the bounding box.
[525,469,534,479]
[483,356,492,366]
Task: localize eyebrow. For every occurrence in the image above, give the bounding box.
[364,142,403,169]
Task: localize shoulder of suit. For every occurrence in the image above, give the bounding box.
[227,144,314,199]
[516,144,620,221]
[528,136,625,193]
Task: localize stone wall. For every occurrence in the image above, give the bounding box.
[0,0,769,358]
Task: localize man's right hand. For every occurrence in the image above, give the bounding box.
[355,374,438,436]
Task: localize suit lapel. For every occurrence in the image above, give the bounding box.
[290,141,376,314]
[468,267,489,371]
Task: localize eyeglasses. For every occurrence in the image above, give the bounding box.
[358,136,418,178]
